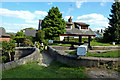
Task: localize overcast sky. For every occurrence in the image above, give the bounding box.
[0,1,114,33]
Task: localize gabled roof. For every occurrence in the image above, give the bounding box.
[74,22,89,26]
[25,29,37,37]
[66,22,89,26]
[0,27,10,37]
[66,22,73,25]
[65,28,95,36]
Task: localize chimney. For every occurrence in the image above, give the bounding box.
[38,19,42,30]
[68,16,72,22]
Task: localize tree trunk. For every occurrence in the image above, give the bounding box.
[8,52,11,61]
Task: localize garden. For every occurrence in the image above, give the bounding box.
[2,61,88,78]
[1,2,120,79]
[65,50,120,58]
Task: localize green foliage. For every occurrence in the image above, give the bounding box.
[42,7,66,39]
[65,51,76,55]
[15,31,25,44]
[25,27,35,30]
[114,67,120,72]
[36,30,45,43]
[0,41,1,48]
[86,50,120,58]
[66,50,120,58]
[92,37,104,42]
[103,2,120,43]
[35,41,40,48]
[36,30,48,46]
[26,36,35,43]
[64,37,88,43]
[2,62,88,78]
[2,40,16,62]
[15,31,25,37]
[23,38,33,47]
[2,56,8,63]
[8,33,15,40]
[2,40,16,53]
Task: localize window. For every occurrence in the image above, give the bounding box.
[66,25,72,29]
[81,26,88,29]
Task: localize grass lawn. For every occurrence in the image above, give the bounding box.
[49,43,71,46]
[2,61,88,78]
[49,41,120,46]
[90,41,120,46]
[65,50,120,58]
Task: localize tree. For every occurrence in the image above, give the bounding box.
[35,30,48,46]
[15,31,25,37]
[36,30,45,43]
[2,40,16,61]
[42,7,66,40]
[103,2,120,43]
[8,33,15,40]
[15,31,25,44]
[25,27,35,30]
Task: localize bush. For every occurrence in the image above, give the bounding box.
[53,37,60,41]
[26,36,35,43]
[36,30,45,43]
[92,37,104,42]
[23,38,33,47]
[35,30,48,46]
[2,55,9,63]
[2,40,16,62]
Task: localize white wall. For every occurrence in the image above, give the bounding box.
[60,36,79,41]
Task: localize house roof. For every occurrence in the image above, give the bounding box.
[65,28,96,36]
[0,27,11,37]
[74,22,89,26]
[66,22,89,26]
[25,29,37,37]
[66,22,73,25]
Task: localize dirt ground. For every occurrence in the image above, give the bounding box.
[85,68,120,80]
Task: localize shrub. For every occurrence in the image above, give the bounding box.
[2,40,16,62]
[23,38,33,47]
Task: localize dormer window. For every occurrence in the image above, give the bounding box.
[66,25,72,29]
[80,26,89,30]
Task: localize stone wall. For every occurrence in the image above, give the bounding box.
[47,46,119,68]
[1,47,41,71]
[91,46,120,50]
[14,47,35,60]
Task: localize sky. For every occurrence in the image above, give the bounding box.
[0,1,114,33]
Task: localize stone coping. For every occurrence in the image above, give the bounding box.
[1,47,41,71]
[48,46,119,68]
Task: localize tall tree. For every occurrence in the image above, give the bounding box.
[42,7,66,40]
[103,2,120,43]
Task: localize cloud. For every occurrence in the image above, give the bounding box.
[25,20,39,24]
[0,8,35,20]
[3,23,38,33]
[34,11,48,19]
[0,8,47,23]
[48,2,53,5]
[93,27,105,31]
[76,13,109,29]
[76,0,86,8]
[64,16,73,21]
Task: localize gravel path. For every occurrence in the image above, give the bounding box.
[85,68,120,79]
[38,50,119,79]
[38,50,55,67]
